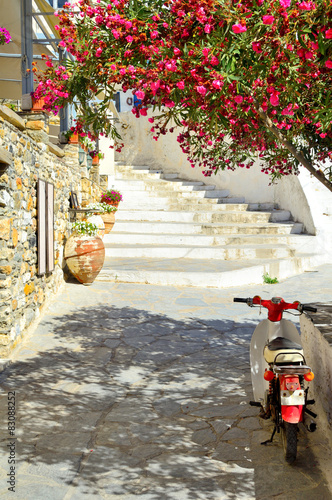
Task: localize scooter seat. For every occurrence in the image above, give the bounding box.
[266,337,302,351]
[264,337,304,364]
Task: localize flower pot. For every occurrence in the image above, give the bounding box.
[64,234,105,285]
[69,133,79,144]
[92,155,99,165]
[101,212,115,233]
[103,199,120,208]
[31,97,45,111]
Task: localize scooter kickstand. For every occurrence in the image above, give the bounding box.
[261,426,277,445]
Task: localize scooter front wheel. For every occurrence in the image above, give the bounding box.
[281,422,298,464]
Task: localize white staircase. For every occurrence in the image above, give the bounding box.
[97,164,321,288]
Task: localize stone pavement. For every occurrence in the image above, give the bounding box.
[0,265,332,500]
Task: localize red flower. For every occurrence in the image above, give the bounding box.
[262,16,275,25]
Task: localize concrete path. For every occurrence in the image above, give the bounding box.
[0,265,332,499]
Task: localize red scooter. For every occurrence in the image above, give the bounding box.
[233,296,317,464]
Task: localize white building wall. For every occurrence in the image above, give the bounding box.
[115,109,332,256]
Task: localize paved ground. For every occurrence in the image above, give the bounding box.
[0,265,332,499]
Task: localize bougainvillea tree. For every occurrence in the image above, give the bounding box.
[34,0,332,191]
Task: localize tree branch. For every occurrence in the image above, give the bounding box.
[253,101,332,193]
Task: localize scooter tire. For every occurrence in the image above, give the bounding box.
[282,422,298,464]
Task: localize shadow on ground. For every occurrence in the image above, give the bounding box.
[0,304,329,500]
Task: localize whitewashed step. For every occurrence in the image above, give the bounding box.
[96,253,324,288]
[118,188,231,199]
[104,243,292,260]
[114,211,303,233]
[105,230,314,248]
[114,180,217,192]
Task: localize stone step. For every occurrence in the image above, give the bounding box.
[113,179,215,191]
[109,220,302,237]
[96,253,324,288]
[104,243,293,260]
[105,229,314,247]
[117,187,231,199]
[114,211,303,233]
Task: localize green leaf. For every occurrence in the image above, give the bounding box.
[318,32,325,55]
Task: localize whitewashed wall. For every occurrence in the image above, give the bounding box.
[115,109,332,252]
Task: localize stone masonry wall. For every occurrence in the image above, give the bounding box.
[0,106,83,357]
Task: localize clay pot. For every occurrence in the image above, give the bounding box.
[69,133,79,144]
[31,97,45,111]
[101,212,115,234]
[64,234,105,285]
[103,199,120,208]
[92,155,99,165]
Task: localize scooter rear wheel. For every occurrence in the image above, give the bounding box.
[281,422,298,464]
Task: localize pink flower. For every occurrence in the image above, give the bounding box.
[112,29,120,39]
[150,30,159,39]
[263,15,274,25]
[174,47,181,56]
[135,90,145,100]
[252,42,262,53]
[305,51,314,59]
[139,108,148,116]
[212,80,222,89]
[298,1,316,10]
[280,0,291,6]
[125,21,132,29]
[164,99,175,108]
[326,29,332,39]
[177,81,185,89]
[232,24,247,33]
[202,47,210,57]
[126,35,133,43]
[234,95,243,104]
[325,60,332,68]
[196,85,207,96]
[110,64,116,71]
[320,133,327,138]
[210,56,219,66]
[148,117,154,123]
[270,94,279,106]
[96,47,103,57]
[204,24,212,34]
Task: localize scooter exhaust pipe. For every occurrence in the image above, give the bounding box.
[303,417,317,432]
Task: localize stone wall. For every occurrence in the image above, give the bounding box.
[300,308,332,443]
[0,105,84,356]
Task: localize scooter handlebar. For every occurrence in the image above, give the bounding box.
[233,298,251,304]
[301,305,317,313]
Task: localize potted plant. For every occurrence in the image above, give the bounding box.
[64,220,105,285]
[101,189,123,208]
[86,202,117,234]
[30,91,46,112]
[89,150,105,165]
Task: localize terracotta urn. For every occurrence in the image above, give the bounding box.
[100,212,115,234]
[64,234,105,285]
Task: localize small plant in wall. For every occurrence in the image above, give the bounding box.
[70,220,99,237]
[263,272,279,284]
